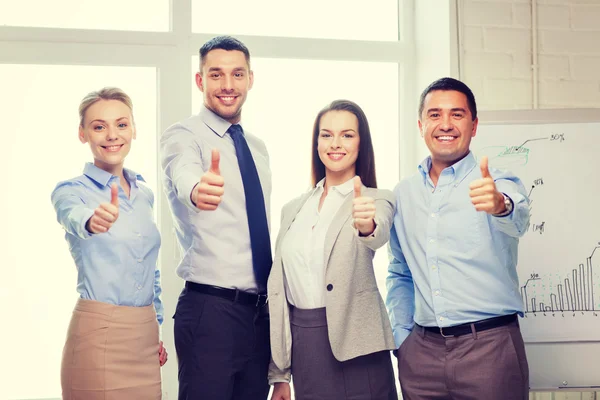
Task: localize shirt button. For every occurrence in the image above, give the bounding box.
[439,316,444,322]
[431,213,436,218]
[137,285,142,290]
[137,233,142,237]
[429,238,435,244]
[431,265,437,270]
[434,290,440,296]
[326,284,333,291]
[137,258,143,263]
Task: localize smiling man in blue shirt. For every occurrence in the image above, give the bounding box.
[386,77,530,400]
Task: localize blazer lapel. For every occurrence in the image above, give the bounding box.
[322,195,353,269]
[275,191,313,251]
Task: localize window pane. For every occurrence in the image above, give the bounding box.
[0,64,157,399]
[192,0,399,41]
[0,0,169,31]
[191,57,399,294]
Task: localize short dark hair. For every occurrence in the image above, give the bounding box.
[418,77,477,121]
[199,36,251,70]
[311,100,378,188]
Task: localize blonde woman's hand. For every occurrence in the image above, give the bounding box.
[158,341,168,366]
[86,184,119,234]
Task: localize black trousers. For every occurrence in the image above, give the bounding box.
[174,287,271,400]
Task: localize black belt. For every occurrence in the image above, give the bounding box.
[419,314,517,337]
[185,282,268,307]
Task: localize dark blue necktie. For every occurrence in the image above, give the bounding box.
[228,124,272,293]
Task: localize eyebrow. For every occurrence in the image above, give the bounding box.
[88,117,129,125]
[207,67,247,73]
[427,107,467,114]
[320,128,357,133]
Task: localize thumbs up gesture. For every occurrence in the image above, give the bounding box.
[352,176,376,236]
[192,149,225,211]
[469,156,506,214]
[86,183,120,234]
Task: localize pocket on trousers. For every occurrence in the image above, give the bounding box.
[174,291,207,341]
[506,327,529,383]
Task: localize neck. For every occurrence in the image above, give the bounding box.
[324,168,355,191]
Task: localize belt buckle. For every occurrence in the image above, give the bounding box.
[439,327,454,338]
[256,294,268,307]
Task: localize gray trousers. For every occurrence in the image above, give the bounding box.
[290,306,398,400]
[398,319,529,400]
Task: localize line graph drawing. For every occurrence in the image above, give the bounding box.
[478,133,566,168]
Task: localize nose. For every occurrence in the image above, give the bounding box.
[106,126,118,141]
[331,135,342,149]
[439,115,454,132]
[221,75,234,92]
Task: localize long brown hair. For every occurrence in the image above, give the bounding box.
[310,100,377,188]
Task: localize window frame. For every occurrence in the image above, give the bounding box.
[0,1,415,398]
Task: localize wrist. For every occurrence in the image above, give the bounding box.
[358,220,376,237]
[493,193,514,217]
[495,192,506,214]
[85,218,94,234]
[190,183,199,206]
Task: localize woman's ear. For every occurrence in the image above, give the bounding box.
[78,126,87,144]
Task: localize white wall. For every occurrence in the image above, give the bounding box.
[458,0,600,110]
[455,2,599,399]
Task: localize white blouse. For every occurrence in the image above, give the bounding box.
[280,177,355,309]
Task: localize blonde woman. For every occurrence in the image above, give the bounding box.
[51,87,167,400]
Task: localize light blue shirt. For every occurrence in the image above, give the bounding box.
[160,106,271,293]
[51,163,163,324]
[386,152,530,347]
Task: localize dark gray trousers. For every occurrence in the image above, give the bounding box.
[290,306,398,400]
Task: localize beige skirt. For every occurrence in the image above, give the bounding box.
[61,298,161,400]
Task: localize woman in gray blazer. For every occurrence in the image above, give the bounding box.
[269,100,398,400]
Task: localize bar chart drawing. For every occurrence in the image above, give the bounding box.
[520,245,599,314]
[473,118,600,345]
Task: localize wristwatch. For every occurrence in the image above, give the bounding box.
[494,193,514,217]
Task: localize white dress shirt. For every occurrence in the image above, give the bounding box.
[160,106,271,293]
[281,177,354,309]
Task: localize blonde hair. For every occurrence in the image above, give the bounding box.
[79,87,134,127]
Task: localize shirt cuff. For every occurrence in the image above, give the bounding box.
[393,328,412,349]
[75,207,95,239]
[176,174,202,213]
[270,379,291,384]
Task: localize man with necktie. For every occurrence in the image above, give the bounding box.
[160,36,272,400]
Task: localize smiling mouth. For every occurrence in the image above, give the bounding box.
[435,135,458,142]
[217,95,238,104]
[328,152,346,160]
[102,145,123,152]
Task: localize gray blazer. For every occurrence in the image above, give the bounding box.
[268,186,397,382]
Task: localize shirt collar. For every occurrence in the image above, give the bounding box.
[315,176,355,196]
[199,105,245,138]
[418,151,476,182]
[83,163,145,187]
